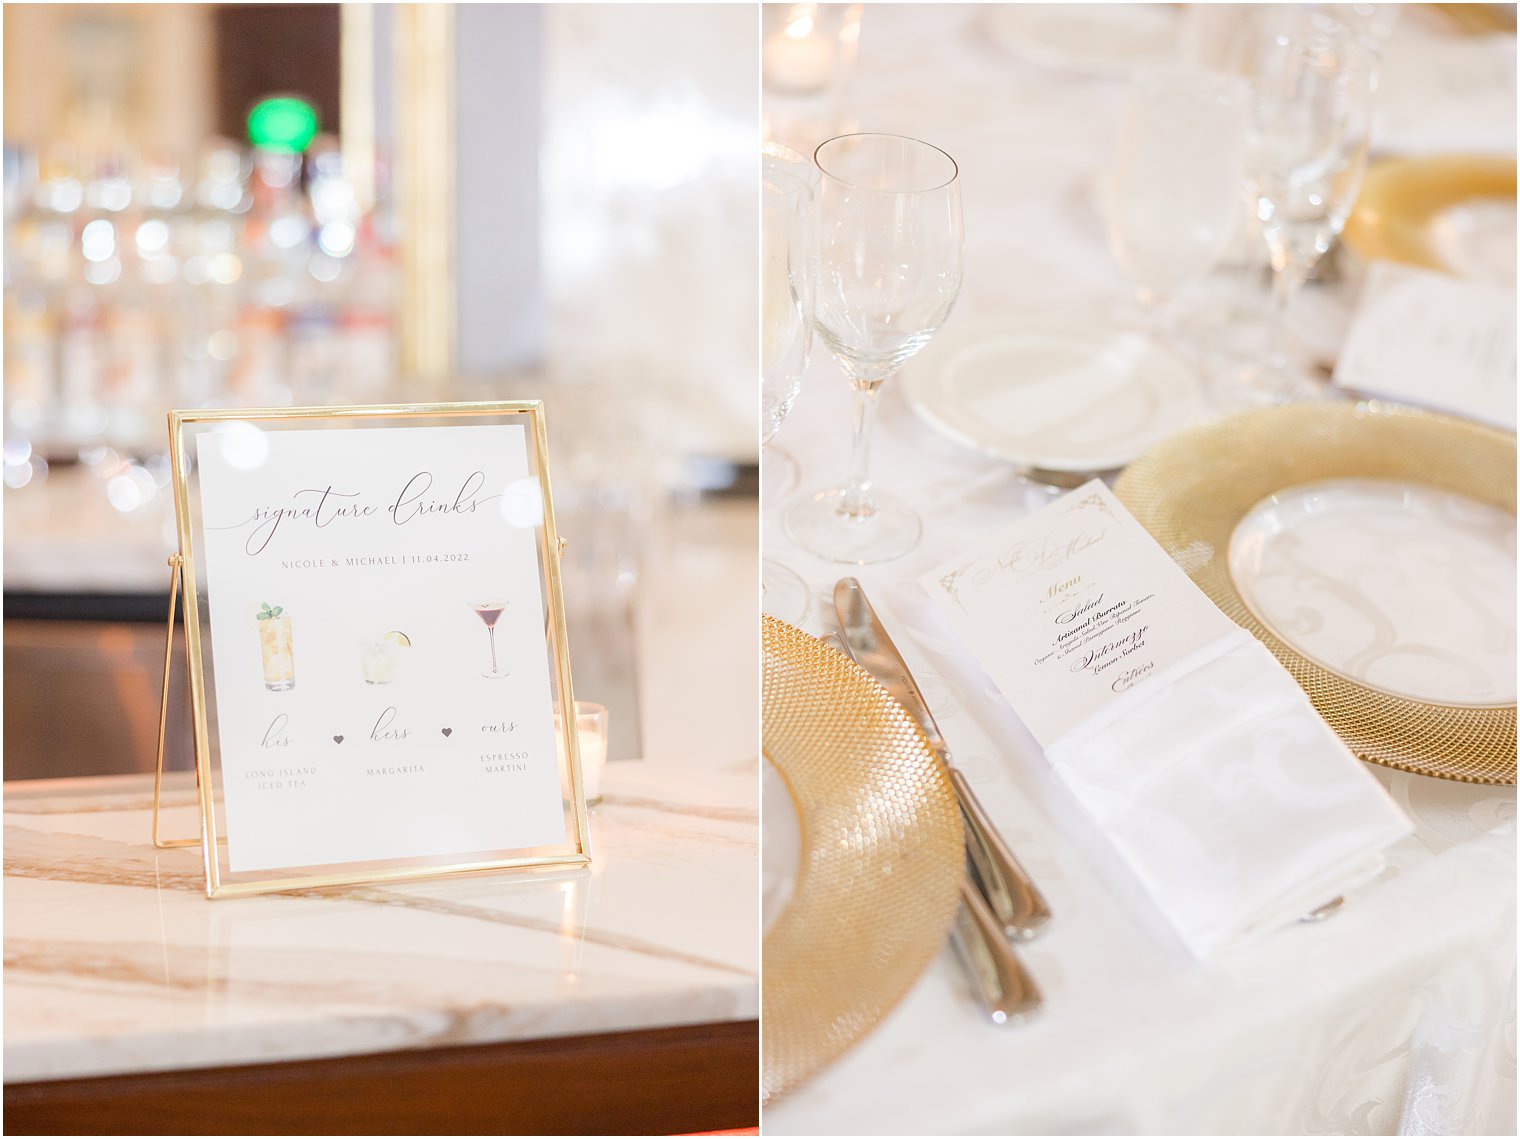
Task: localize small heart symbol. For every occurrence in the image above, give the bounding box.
[441,727,452,737]
[333,735,344,744]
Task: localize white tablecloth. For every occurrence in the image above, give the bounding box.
[762,6,1516,1134]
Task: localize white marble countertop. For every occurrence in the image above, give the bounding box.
[4,760,758,1085]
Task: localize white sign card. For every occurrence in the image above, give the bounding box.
[921,480,1239,747]
[192,421,570,875]
[1333,260,1517,430]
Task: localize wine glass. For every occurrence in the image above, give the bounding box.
[470,601,508,679]
[785,133,963,565]
[1238,9,1378,403]
[761,143,820,624]
[1108,66,1250,342]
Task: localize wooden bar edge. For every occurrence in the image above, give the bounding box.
[5,1019,759,1136]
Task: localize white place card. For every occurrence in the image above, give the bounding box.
[1333,260,1517,430]
[920,480,1239,747]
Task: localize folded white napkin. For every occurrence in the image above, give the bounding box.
[1044,628,1413,958]
[921,480,1418,958]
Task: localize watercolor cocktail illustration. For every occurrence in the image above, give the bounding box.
[470,601,509,679]
[362,630,412,685]
[256,602,295,691]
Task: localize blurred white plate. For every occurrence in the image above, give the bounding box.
[984,4,1179,77]
[903,324,1210,473]
[1229,477,1518,707]
[1427,198,1518,287]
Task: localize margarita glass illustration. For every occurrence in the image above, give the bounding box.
[362,630,411,685]
[470,600,509,679]
[256,602,295,691]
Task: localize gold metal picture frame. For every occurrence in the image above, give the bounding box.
[154,400,591,897]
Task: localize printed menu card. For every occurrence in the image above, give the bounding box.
[195,423,567,874]
[921,481,1240,747]
[920,481,1412,956]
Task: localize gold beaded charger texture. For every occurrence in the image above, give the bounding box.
[1341,155,1517,281]
[1116,402,1516,784]
[761,616,965,1105]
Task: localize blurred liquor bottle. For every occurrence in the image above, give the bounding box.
[3,123,398,472]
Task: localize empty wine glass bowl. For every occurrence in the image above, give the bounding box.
[1109,66,1250,310]
[810,134,963,385]
[786,132,964,565]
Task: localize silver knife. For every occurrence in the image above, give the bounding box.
[826,612,1043,1023]
[834,577,1052,940]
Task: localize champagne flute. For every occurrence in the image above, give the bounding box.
[1239,9,1377,403]
[761,143,819,502]
[761,143,820,623]
[785,133,963,565]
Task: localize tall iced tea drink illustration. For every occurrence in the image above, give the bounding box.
[256,602,295,691]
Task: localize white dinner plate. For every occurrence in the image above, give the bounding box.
[903,324,1211,473]
[1229,477,1518,708]
[1117,401,1516,783]
[983,4,1180,77]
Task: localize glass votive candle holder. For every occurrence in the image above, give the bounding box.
[557,701,608,807]
[761,3,864,97]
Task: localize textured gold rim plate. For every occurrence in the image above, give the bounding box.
[1341,154,1517,275]
[1425,2,1518,36]
[761,616,965,1105]
[1115,402,1517,785]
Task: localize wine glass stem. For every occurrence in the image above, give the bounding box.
[840,382,883,520]
[488,626,498,674]
[761,440,799,504]
[1264,256,1307,373]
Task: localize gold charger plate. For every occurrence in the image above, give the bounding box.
[762,616,964,1105]
[1424,3,1517,35]
[1116,402,1517,784]
[1342,154,1517,276]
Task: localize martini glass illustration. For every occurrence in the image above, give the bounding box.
[471,601,509,679]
